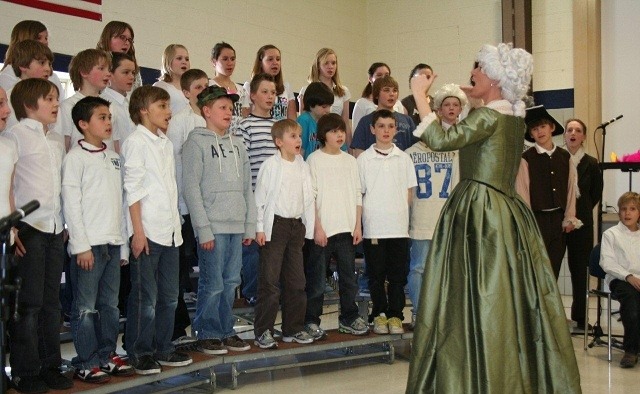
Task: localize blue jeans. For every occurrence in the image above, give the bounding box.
[8,224,64,377]
[304,233,359,326]
[241,240,259,299]
[70,244,120,369]
[408,239,431,316]
[125,239,179,359]
[193,233,242,339]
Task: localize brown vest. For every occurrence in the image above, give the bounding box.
[522,147,570,211]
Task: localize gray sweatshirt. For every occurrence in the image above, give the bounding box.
[182,127,257,243]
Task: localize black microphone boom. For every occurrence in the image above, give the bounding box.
[0,200,40,233]
[597,114,623,129]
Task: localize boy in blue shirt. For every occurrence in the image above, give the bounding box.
[297,81,333,159]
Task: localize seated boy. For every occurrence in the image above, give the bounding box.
[121,85,192,375]
[351,75,417,157]
[296,81,333,159]
[516,105,580,278]
[63,96,133,382]
[357,109,417,335]
[6,78,74,392]
[600,191,640,368]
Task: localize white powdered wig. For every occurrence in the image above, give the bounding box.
[433,83,469,110]
[476,43,533,117]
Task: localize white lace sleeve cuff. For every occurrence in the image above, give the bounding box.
[413,113,438,138]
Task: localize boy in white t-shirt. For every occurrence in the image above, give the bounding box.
[405,84,466,328]
[303,114,368,340]
[62,96,133,382]
[357,109,417,335]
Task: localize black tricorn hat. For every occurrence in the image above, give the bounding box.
[524,105,564,142]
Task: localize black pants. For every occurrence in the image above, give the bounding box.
[610,279,640,354]
[363,237,409,321]
[533,209,566,279]
[566,225,593,325]
[9,224,64,377]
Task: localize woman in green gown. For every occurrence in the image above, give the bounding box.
[405,43,581,393]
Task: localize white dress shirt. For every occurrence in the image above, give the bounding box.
[121,124,183,247]
[4,118,65,233]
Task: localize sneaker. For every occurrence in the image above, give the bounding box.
[100,353,134,377]
[304,323,327,340]
[39,367,73,390]
[410,314,416,331]
[338,317,369,336]
[197,338,228,355]
[254,330,278,349]
[172,336,199,352]
[131,355,161,375]
[155,351,192,367]
[387,317,404,334]
[11,375,49,393]
[75,368,110,384]
[62,313,71,328]
[223,335,251,352]
[245,296,257,306]
[620,352,638,368]
[282,330,314,344]
[373,313,389,334]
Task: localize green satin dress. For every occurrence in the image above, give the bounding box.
[406,106,581,393]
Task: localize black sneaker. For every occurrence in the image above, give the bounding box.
[155,351,193,367]
[39,367,73,390]
[131,355,161,375]
[11,375,49,393]
[197,338,228,355]
[222,335,251,351]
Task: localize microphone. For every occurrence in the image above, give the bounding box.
[597,115,623,129]
[0,200,40,233]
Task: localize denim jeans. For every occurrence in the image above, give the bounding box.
[408,239,431,316]
[125,239,178,359]
[193,233,242,339]
[241,240,259,299]
[304,233,359,326]
[9,224,64,377]
[70,244,120,369]
[363,237,409,320]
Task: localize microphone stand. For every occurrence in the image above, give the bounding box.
[0,201,39,392]
[1,227,20,393]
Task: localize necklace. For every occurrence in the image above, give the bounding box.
[78,139,107,153]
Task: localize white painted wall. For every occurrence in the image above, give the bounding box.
[0,0,367,97]
[364,0,502,98]
[601,0,640,206]
[532,0,573,91]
